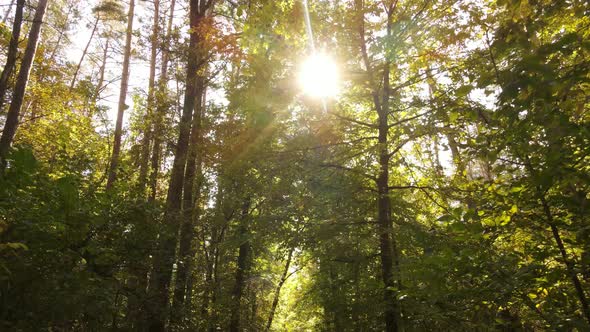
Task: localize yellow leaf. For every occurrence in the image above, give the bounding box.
[510,205,518,214]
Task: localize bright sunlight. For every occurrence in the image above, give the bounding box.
[298,53,340,98]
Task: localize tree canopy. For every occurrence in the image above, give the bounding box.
[0,0,589,331]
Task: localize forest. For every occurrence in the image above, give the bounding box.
[0,0,589,331]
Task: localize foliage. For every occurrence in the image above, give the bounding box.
[0,0,588,331]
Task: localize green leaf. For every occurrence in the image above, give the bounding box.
[456,85,472,97]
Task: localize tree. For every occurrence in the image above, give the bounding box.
[149,0,176,201]
[1,0,589,330]
[0,0,24,113]
[147,0,215,330]
[0,0,50,168]
[106,0,135,189]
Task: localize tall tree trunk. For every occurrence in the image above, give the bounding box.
[355,1,399,330]
[265,248,294,331]
[147,1,213,330]
[0,0,49,168]
[376,76,398,332]
[106,0,135,190]
[0,0,25,113]
[149,0,176,202]
[377,66,397,332]
[126,2,161,329]
[171,77,205,325]
[229,198,252,332]
[70,15,100,90]
[138,0,160,191]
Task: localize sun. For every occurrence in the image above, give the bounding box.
[298,53,339,98]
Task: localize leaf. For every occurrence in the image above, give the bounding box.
[456,85,472,97]
[509,205,518,214]
[437,215,453,223]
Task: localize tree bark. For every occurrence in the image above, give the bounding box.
[171,77,205,325]
[147,1,213,330]
[106,0,135,189]
[0,0,49,168]
[229,198,252,332]
[376,65,398,332]
[0,0,25,113]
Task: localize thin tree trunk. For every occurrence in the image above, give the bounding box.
[138,0,160,191]
[45,1,78,68]
[0,0,49,168]
[229,198,252,332]
[523,156,590,325]
[265,248,294,331]
[171,77,205,325]
[147,1,213,330]
[537,185,590,324]
[70,15,100,90]
[203,186,225,332]
[355,1,399,330]
[95,38,110,102]
[127,2,160,328]
[0,0,25,113]
[207,229,224,332]
[106,0,134,189]
[149,0,176,202]
[546,200,590,325]
[376,74,398,332]
[200,252,213,331]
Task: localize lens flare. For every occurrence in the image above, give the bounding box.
[298,53,339,98]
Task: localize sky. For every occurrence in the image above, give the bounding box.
[67,0,154,123]
[1,0,156,123]
[0,0,463,175]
